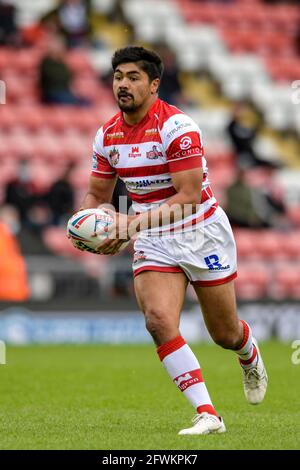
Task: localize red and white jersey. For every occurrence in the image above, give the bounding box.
[91,99,218,234]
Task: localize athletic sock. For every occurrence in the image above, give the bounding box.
[157,335,218,416]
[235,320,258,369]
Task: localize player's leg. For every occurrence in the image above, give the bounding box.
[134,270,187,345]
[134,270,225,435]
[193,280,242,349]
[193,280,268,405]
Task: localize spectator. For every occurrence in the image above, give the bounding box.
[0,207,30,302]
[156,45,183,107]
[38,36,91,105]
[225,167,287,229]
[46,163,75,226]
[41,0,91,49]
[227,103,261,169]
[5,159,38,227]
[4,159,50,233]
[0,0,20,46]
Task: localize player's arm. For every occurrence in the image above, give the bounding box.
[97,166,203,255]
[80,175,117,210]
[159,164,203,216]
[128,166,203,233]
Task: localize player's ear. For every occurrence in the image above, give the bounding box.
[150,78,160,94]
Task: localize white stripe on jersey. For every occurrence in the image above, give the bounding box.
[160,113,202,151]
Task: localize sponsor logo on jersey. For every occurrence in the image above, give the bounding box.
[109,147,120,166]
[204,254,230,271]
[146,145,163,159]
[126,177,172,190]
[145,128,158,136]
[170,146,202,160]
[106,132,124,139]
[167,121,192,139]
[180,136,192,150]
[128,146,142,158]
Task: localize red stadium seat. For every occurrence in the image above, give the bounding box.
[265,58,300,82]
[279,231,300,260]
[205,151,235,167]
[255,231,286,261]
[234,230,261,260]
[14,106,45,132]
[69,109,99,133]
[235,262,270,300]
[271,265,300,299]
[209,164,236,189]
[43,226,102,262]
[12,49,42,73]
[4,76,34,104]
[0,158,18,185]
[221,28,293,56]
[0,48,15,69]
[44,108,73,133]
[59,134,90,161]
[31,134,63,160]
[73,77,100,101]
[178,2,219,24]
[178,0,298,61]
[65,51,94,76]
[43,226,81,257]
[287,207,300,228]
[5,133,36,159]
[235,230,294,262]
[69,165,90,190]
[0,106,17,130]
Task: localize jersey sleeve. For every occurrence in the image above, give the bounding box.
[161,113,204,173]
[91,127,117,179]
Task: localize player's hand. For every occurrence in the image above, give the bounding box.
[66,233,87,252]
[95,209,131,255]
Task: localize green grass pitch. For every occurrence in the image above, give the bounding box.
[0,341,299,450]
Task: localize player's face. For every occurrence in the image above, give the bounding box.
[113,63,159,113]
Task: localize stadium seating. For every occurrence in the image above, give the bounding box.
[234,262,270,300]
[169,0,299,132]
[271,265,300,300]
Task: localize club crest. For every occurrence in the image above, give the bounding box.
[109,147,120,166]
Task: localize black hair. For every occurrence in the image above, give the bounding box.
[112,46,163,82]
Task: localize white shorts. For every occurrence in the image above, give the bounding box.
[132,207,237,286]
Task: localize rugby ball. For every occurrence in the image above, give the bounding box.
[67,208,130,254]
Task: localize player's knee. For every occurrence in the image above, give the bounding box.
[144,308,171,339]
[212,331,240,350]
